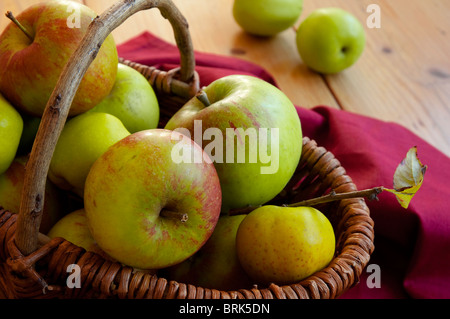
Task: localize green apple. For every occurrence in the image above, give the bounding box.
[0,155,65,234]
[48,112,130,197]
[233,0,303,36]
[236,205,335,286]
[47,209,114,261]
[165,74,302,213]
[0,0,118,117]
[88,63,160,133]
[296,7,366,74]
[164,214,252,290]
[84,129,222,270]
[0,93,23,175]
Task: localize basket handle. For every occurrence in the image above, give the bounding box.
[15,0,197,256]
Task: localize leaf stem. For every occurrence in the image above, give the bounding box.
[228,186,385,215]
[287,187,384,207]
[5,11,33,41]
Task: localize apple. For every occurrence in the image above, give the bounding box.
[0,155,66,234]
[165,74,302,213]
[296,7,366,74]
[0,93,23,175]
[83,129,222,270]
[164,214,253,291]
[236,205,335,286]
[48,112,130,198]
[88,63,160,133]
[233,0,303,37]
[47,209,114,261]
[0,0,118,117]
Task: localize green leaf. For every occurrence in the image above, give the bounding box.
[384,146,427,209]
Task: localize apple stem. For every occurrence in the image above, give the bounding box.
[5,11,34,41]
[228,186,385,215]
[161,209,189,223]
[196,90,211,107]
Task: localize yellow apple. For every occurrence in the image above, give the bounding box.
[236,205,335,285]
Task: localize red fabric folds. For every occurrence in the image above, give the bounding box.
[117,32,450,299]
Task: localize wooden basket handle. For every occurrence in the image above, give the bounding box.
[15,0,197,256]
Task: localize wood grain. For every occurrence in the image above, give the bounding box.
[1,0,449,156]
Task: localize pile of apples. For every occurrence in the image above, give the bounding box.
[0,1,337,291]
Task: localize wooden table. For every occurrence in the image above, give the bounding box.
[1,0,449,157]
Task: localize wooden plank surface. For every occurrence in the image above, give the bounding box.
[1,0,449,157]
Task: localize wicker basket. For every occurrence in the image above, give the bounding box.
[0,0,374,299]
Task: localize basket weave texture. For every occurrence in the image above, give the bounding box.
[0,0,374,299]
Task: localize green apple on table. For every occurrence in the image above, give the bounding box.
[0,93,23,175]
[0,0,118,117]
[48,112,130,198]
[296,7,366,74]
[0,155,65,234]
[165,74,302,213]
[88,63,160,133]
[47,209,114,261]
[164,214,252,290]
[233,0,303,36]
[83,129,222,270]
[236,205,335,286]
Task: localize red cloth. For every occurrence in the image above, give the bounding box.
[117,32,450,299]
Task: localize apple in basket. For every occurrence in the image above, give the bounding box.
[236,205,336,286]
[164,214,252,291]
[0,155,66,234]
[88,63,160,133]
[83,129,222,270]
[48,112,130,198]
[47,209,115,261]
[0,0,118,117]
[165,74,303,213]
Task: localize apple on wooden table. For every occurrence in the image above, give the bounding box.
[84,129,222,270]
[233,0,303,37]
[0,0,118,117]
[296,7,366,74]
